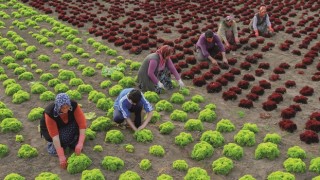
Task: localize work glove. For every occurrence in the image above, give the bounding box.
[56,147,67,169]
[75,133,85,155]
[157,81,165,89]
[178,79,185,88]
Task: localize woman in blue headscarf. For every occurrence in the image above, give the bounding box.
[40,93,87,169]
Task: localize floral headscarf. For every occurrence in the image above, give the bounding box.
[156,45,174,68]
[53,93,72,117]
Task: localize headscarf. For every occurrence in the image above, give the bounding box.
[156,45,174,68]
[53,93,72,117]
[225,15,234,22]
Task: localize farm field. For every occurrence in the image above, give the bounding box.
[0,0,319,179]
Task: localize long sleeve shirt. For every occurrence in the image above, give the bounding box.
[217,20,238,43]
[114,88,153,119]
[196,33,225,59]
[45,104,87,138]
[252,14,271,30]
[147,59,180,84]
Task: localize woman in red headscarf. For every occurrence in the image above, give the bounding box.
[137,45,184,94]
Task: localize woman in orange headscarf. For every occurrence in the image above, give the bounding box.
[137,45,184,94]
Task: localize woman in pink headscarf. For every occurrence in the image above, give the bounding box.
[137,45,184,94]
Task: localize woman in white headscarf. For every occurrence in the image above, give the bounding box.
[250,5,274,37]
[218,15,239,48]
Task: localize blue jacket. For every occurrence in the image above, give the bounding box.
[114,88,153,118]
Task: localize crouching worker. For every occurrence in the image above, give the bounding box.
[137,45,185,94]
[250,5,274,37]
[40,93,87,169]
[195,30,228,66]
[113,88,153,131]
[217,15,239,48]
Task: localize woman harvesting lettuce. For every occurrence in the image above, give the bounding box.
[40,93,87,169]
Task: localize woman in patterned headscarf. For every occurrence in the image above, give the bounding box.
[40,93,87,169]
[137,45,185,94]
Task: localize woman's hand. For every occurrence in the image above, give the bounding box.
[209,56,218,66]
[225,42,231,48]
[255,30,259,37]
[56,147,67,169]
[235,38,240,44]
[221,52,228,64]
[75,143,83,155]
[157,81,165,89]
[223,57,228,64]
[268,27,274,33]
[75,131,85,155]
[178,79,185,88]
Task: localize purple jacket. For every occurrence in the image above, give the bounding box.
[196,33,225,58]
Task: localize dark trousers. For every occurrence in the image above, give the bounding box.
[226,30,236,45]
[113,102,143,127]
